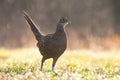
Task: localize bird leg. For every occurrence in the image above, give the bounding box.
[40,57,45,71]
[52,57,58,75]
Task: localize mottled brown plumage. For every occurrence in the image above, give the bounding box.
[23,11,69,73]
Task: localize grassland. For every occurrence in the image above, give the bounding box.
[0,47,120,80]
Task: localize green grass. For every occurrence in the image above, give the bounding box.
[0,48,120,80]
[0,64,26,73]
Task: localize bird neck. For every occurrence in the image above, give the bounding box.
[55,23,66,35]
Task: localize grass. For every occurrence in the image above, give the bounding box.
[0,47,120,80]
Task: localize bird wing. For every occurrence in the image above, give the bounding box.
[23,11,43,41]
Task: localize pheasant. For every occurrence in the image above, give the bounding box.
[23,11,69,73]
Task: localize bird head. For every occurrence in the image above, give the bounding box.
[59,17,70,26]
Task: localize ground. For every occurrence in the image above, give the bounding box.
[0,47,120,80]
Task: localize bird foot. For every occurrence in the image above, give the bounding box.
[53,70,58,75]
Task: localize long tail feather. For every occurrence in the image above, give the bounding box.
[23,11,43,41]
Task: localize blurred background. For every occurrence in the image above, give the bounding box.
[0,0,120,50]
